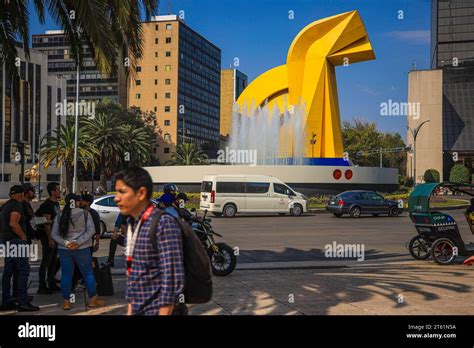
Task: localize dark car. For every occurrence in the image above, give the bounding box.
[326,190,403,218]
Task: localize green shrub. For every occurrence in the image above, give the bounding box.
[449,164,470,183]
[423,169,440,183]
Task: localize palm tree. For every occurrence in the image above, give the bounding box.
[40,124,98,193]
[122,124,153,167]
[0,0,158,80]
[164,143,209,166]
[82,112,127,192]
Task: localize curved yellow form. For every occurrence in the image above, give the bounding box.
[236,10,375,159]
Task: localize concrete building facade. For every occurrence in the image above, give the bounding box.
[220,69,247,137]
[0,47,65,184]
[128,15,221,163]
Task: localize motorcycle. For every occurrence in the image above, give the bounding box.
[189,208,237,276]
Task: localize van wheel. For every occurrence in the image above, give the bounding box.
[223,204,237,218]
[212,212,222,217]
[350,206,361,218]
[290,204,303,216]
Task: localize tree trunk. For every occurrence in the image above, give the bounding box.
[65,164,73,194]
[99,155,107,194]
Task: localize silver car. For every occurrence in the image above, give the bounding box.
[91,195,120,237]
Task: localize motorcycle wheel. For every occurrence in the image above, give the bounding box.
[208,242,237,276]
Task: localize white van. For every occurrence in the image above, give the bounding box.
[200,175,308,217]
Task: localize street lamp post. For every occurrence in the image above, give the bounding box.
[408,120,430,186]
[72,63,80,194]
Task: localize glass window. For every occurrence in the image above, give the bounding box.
[136,93,141,99]
[274,183,295,196]
[136,80,141,86]
[246,182,270,194]
[165,65,171,71]
[165,106,170,112]
[166,37,171,44]
[166,24,172,30]
[201,181,213,192]
[216,182,245,193]
[164,120,170,126]
[365,192,384,201]
[155,66,158,71]
[165,93,171,98]
[155,38,158,44]
[136,66,141,72]
[164,147,170,153]
[155,79,158,85]
[166,51,171,57]
[165,79,171,85]
[155,52,158,57]
[155,24,159,31]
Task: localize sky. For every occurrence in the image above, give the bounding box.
[28,0,432,141]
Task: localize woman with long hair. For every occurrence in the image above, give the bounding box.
[52,193,105,310]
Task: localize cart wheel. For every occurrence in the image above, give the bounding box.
[431,238,457,265]
[408,236,431,260]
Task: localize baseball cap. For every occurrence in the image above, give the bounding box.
[9,185,24,195]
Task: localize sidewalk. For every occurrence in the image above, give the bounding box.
[3,255,474,315]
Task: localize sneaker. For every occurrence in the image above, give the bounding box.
[62,300,71,310]
[87,295,105,308]
[17,303,40,312]
[37,286,53,295]
[0,302,17,311]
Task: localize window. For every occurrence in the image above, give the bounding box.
[155,38,158,44]
[201,181,213,193]
[166,37,171,44]
[246,182,270,194]
[164,120,171,126]
[165,106,170,112]
[164,147,170,154]
[166,24,172,30]
[165,79,171,85]
[155,93,158,99]
[154,79,158,85]
[154,107,157,112]
[216,182,245,194]
[365,192,384,201]
[165,93,171,98]
[136,80,141,86]
[274,183,295,196]
[166,51,171,57]
[136,66,141,72]
[136,93,141,99]
[155,66,158,72]
[96,197,117,207]
[165,65,171,71]
[155,52,158,57]
[155,24,159,31]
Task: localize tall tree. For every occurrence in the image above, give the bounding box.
[40,124,98,192]
[0,0,158,81]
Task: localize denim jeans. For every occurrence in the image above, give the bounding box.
[58,248,98,300]
[39,232,59,288]
[1,240,31,306]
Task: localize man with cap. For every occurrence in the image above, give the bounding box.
[0,185,39,311]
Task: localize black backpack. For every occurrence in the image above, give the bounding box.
[149,211,213,304]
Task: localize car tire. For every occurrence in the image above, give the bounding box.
[333,212,343,217]
[290,204,303,216]
[100,221,107,238]
[223,204,237,218]
[349,206,361,218]
[389,206,400,217]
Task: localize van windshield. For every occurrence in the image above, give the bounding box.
[201,181,213,193]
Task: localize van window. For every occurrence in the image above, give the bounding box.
[201,181,213,193]
[216,182,245,193]
[246,182,270,194]
[274,183,295,196]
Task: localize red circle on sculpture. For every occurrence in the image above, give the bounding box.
[345,170,353,180]
[333,169,342,180]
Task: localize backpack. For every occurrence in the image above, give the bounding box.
[149,210,213,304]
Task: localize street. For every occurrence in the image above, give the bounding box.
[1,210,474,315]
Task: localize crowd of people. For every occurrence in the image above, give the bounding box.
[0,167,196,315]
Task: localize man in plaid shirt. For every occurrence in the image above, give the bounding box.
[114,167,186,315]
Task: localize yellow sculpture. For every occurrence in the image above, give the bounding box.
[24,164,40,180]
[236,10,375,160]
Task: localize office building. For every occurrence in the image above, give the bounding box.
[128,15,221,162]
[220,68,247,137]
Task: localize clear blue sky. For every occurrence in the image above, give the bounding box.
[28,0,432,140]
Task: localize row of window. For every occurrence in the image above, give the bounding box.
[154,23,173,31]
[154,37,172,44]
